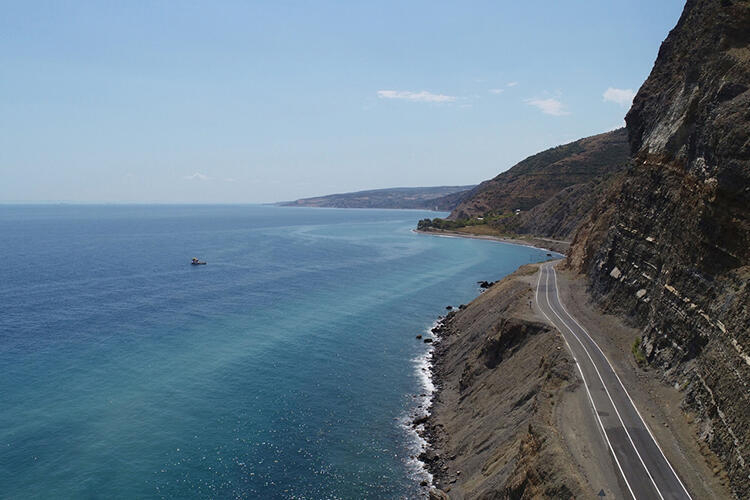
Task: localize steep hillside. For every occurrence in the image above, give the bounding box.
[490,172,624,241]
[568,0,750,496]
[420,265,605,499]
[449,128,629,220]
[280,185,473,211]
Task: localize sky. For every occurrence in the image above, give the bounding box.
[0,0,686,204]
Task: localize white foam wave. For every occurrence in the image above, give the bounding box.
[400,317,443,490]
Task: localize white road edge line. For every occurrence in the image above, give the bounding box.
[550,266,693,500]
[543,265,665,500]
[535,265,638,500]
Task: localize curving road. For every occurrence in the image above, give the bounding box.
[535,262,691,500]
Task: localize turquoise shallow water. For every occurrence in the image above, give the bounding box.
[0,205,553,499]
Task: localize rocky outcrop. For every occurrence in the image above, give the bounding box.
[449,128,629,220]
[568,1,750,496]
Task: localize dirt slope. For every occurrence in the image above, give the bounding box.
[420,265,625,499]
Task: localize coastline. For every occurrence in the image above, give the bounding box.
[411,263,604,498]
[404,229,568,497]
[403,317,442,490]
[276,204,450,213]
[413,228,569,255]
[407,227,595,497]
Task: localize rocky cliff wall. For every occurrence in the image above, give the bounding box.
[568,1,750,496]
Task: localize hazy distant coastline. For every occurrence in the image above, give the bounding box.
[278,185,474,211]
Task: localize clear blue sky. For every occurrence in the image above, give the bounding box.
[0,0,685,203]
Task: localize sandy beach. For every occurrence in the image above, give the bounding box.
[413,228,570,255]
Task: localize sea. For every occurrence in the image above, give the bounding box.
[0,205,554,499]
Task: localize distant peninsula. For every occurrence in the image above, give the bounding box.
[278,185,474,211]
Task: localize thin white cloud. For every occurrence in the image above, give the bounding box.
[376,90,456,103]
[506,81,518,87]
[603,87,636,107]
[525,97,570,116]
[489,88,504,94]
[183,172,211,181]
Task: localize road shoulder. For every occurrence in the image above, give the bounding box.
[552,265,733,498]
[420,263,624,499]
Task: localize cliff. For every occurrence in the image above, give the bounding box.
[279,185,474,211]
[449,128,630,221]
[568,0,750,496]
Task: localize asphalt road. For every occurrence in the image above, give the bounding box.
[536,262,692,500]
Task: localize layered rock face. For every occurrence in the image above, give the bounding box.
[568,0,750,495]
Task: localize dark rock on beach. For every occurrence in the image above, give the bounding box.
[428,487,450,500]
[412,415,429,427]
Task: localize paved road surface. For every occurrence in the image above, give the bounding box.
[536,262,691,500]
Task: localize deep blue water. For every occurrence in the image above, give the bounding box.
[0,205,553,499]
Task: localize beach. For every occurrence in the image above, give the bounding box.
[414,228,570,255]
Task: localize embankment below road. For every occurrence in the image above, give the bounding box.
[418,264,623,499]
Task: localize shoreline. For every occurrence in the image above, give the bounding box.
[412,263,593,498]
[408,311,456,497]
[405,231,566,496]
[413,228,569,255]
[413,314,450,495]
[403,317,443,491]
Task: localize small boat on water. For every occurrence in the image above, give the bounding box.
[191,257,207,266]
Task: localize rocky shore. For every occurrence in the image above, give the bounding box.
[414,264,609,499]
